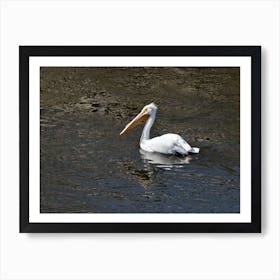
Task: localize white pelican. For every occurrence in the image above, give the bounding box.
[120,103,199,156]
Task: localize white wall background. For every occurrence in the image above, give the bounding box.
[0,0,279,279]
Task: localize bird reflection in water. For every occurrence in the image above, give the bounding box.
[121,160,154,182]
[120,149,195,201]
[122,149,193,182]
[139,149,192,170]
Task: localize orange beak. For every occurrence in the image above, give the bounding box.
[120,109,149,135]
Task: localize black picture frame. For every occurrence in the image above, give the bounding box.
[20,46,261,233]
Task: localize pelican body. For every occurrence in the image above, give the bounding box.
[120,103,199,156]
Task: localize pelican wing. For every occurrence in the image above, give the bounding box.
[140,133,193,155]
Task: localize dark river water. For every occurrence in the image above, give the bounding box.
[40,67,240,213]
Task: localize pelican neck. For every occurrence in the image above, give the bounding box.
[140,114,156,142]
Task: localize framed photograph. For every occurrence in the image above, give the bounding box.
[20,46,261,233]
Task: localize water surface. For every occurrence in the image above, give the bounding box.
[40,67,240,213]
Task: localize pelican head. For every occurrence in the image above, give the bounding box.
[120,102,157,135]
